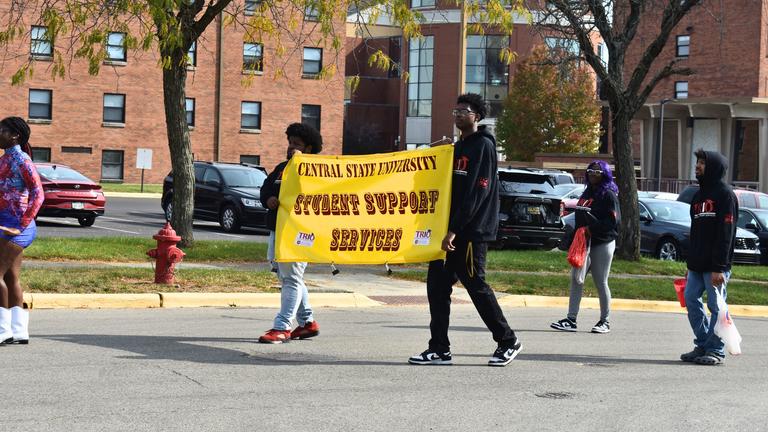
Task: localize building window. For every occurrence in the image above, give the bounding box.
[301,104,321,131]
[303,47,322,76]
[675,81,688,99]
[103,93,126,123]
[305,5,319,21]
[407,36,434,117]
[466,35,510,118]
[28,89,52,120]
[244,0,261,15]
[106,32,126,62]
[32,147,51,162]
[243,42,263,72]
[676,35,690,58]
[30,26,52,58]
[185,98,195,127]
[240,155,261,165]
[241,101,261,130]
[411,0,435,7]
[544,37,579,56]
[62,146,92,154]
[187,41,196,66]
[101,150,124,181]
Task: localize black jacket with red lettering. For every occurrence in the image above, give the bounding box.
[260,160,288,231]
[448,126,499,242]
[687,151,738,273]
[574,187,620,246]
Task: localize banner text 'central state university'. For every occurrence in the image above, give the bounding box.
[275,146,452,264]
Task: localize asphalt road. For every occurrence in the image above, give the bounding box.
[2,306,766,431]
[35,197,269,242]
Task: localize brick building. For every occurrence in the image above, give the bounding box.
[629,1,768,192]
[0,1,345,183]
[345,1,608,165]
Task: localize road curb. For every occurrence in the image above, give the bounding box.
[28,293,161,309]
[25,292,383,309]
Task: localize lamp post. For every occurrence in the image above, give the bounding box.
[657,98,673,191]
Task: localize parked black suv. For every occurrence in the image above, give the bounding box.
[162,161,268,233]
[496,168,565,248]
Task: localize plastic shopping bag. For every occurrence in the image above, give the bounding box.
[713,286,742,355]
[567,227,588,268]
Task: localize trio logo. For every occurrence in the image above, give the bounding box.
[413,229,432,246]
[295,232,315,247]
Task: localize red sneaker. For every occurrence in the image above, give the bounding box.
[258,329,291,344]
[290,321,319,340]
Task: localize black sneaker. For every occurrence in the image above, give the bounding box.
[408,349,452,365]
[694,352,724,366]
[550,318,577,332]
[488,341,522,367]
[680,347,706,362]
[591,320,610,334]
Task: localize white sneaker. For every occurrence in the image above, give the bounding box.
[591,320,610,334]
[550,318,577,332]
[408,349,452,365]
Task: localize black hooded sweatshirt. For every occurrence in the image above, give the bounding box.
[687,151,738,273]
[574,186,620,246]
[260,160,288,231]
[448,125,499,242]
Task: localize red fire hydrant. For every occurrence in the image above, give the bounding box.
[147,222,186,284]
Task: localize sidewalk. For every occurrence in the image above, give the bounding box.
[22,260,768,317]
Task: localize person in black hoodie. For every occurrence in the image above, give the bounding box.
[680,149,738,365]
[408,93,521,367]
[258,123,323,344]
[551,160,620,334]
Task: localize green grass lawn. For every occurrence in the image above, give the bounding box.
[26,237,268,262]
[24,267,277,293]
[100,183,163,194]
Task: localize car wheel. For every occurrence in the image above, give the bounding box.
[656,238,680,261]
[164,200,173,221]
[78,216,96,227]
[220,205,241,233]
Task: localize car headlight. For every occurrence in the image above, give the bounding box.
[241,198,262,208]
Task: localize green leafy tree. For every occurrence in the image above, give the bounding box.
[497,46,600,161]
[531,0,703,260]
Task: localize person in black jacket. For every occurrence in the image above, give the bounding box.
[680,149,738,365]
[408,93,521,367]
[258,123,323,344]
[551,160,620,334]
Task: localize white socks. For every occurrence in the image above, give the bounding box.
[0,307,11,343]
[10,306,29,343]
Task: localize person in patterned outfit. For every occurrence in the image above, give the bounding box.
[0,117,44,345]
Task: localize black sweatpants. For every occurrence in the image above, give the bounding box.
[426,237,517,352]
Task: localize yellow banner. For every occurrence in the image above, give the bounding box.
[275,146,452,264]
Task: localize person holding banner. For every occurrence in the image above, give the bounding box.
[680,150,738,365]
[258,123,323,344]
[409,93,522,367]
[0,117,43,345]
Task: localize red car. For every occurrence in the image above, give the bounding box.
[34,163,106,226]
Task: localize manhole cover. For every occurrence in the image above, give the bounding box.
[535,392,576,400]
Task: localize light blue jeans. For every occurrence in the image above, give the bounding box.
[684,270,730,357]
[268,231,314,331]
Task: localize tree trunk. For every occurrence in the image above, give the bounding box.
[162,55,195,248]
[611,106,640,260]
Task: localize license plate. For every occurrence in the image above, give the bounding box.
[527,206,540,215]
[72,202,84,209]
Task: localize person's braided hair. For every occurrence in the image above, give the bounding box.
[1,116,32,156]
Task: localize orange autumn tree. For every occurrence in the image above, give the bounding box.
[497,46,600,161]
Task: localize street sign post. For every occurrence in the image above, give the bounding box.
[136,148,153,193]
